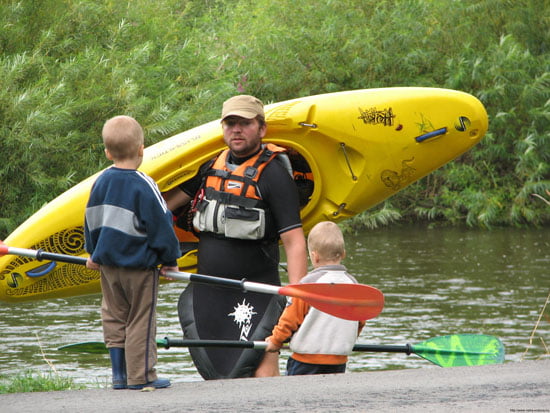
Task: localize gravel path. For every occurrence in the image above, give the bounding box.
[2,359,549,412]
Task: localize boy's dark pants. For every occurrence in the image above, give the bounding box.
[286,357,346,376]
[100,266,159,386]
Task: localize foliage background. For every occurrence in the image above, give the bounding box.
[0,0,548,238]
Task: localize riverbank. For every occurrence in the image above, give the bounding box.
[1,359,548,412]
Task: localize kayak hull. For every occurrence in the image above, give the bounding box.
[0,87,488,302]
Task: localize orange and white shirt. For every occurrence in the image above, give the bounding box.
[268,264,366,365]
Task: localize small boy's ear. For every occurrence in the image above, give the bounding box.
[104,148,113,160]
[138,144,144,156]
[309,250,319,265]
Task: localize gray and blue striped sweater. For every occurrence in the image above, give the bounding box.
[84,167,181,269]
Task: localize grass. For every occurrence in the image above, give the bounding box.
[0,371,85,394]
[0,333,87,394]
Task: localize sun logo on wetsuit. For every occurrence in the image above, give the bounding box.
[228,299,257,340]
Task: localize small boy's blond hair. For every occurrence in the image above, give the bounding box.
[307,221,345,262]
[102,115,144,161]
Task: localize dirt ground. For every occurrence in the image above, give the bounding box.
[1,359,549,412]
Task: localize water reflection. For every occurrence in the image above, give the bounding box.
[0,226,548,385]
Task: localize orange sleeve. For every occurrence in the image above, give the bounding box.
[267,297,310,348]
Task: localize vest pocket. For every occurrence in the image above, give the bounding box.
[192,199,213,233]
[193,200,266,240]
[224,206,265,239]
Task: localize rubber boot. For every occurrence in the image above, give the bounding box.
[127,378,171,390]
[108,347,127,390]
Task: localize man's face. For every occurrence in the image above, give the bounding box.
[222,116,266,157]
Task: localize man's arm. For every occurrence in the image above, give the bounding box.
[163,186,192,212]
[280,227,307,284]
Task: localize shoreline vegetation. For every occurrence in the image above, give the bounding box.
[0,371,85,394]
[0,334,87,393]
[0,0,548,239]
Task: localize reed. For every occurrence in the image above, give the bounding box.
[521,290,550,361]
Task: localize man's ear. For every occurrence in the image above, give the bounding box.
[259,122,267,138]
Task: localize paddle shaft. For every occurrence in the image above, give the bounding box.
[165,270,280,295]
[0,246,285,294]
[159,338,501,358]
[0,245,385,321]
[1,246,88,266]
[60,337,412,354]
[0,245,301,296]
[161,338,412,354]
[159,339,494,357]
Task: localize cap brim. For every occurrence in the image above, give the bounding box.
[221,110,258,120]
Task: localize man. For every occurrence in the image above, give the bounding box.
[165,95,307,378]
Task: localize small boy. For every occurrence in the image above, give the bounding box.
[265,221,365,375]
[84,115,181,390]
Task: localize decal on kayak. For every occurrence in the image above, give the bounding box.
[1,226,99,299]
[381,158,416,190]
[357,107,396,126]
[415,113,438,137]
[228,298,258,341]
[6,272,22,288]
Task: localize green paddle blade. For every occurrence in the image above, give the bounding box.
[411,334,505,367]
[58,341,109,354]
[58,338,173,354]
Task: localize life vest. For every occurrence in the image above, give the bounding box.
[192,144,288,240]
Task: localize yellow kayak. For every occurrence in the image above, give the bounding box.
[0,87,488,303]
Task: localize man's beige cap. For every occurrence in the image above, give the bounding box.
[221,95,264,120]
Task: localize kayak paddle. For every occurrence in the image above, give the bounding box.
[0,244,384,321]
[58,334,505,367]
[357,334,506,367]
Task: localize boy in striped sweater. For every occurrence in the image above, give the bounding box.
[85,116,181,389]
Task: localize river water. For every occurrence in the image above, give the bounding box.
[1,226,548,387]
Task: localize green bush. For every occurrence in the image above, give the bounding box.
[0,0,548,238]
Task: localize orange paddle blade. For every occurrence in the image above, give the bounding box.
[279,283,384,321]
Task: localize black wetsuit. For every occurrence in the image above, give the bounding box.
[177,150,303,379]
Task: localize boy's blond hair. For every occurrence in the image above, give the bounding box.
[102,115,144,161]
[307,221,345,262]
